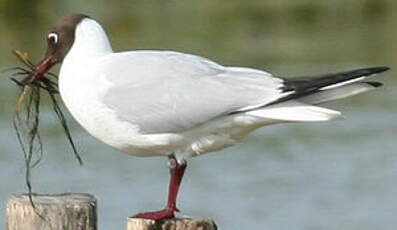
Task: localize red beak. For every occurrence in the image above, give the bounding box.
[32,54,57,81]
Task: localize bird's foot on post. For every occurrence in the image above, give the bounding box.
[132,207,177,220]
[132,155,186,220]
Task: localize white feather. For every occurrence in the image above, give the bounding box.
[246,101,341,122]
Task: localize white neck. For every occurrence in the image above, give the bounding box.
[66,18,113,59]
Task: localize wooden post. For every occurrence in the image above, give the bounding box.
[6,193,97,230]
[127,217,217,230]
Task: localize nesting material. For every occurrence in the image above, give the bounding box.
[6,50,83,206]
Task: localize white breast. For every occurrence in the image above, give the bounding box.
[59,54,187,157]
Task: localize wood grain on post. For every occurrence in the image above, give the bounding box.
[127,217,217,230]
[6,193,97,230]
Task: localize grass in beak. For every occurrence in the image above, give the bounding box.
[6,50,83,212]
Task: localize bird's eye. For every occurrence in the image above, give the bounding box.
[48,32,59,44]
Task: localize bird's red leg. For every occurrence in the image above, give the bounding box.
[133,155,187,220]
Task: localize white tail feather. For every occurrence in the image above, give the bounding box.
[247,101,341,122]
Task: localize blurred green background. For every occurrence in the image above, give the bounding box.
[0,1,396,230]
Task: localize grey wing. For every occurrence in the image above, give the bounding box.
[101,51,286,134]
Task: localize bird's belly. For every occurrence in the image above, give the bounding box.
[177,114,280,159]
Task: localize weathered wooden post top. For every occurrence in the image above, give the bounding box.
[127,217,217,230]
[6,193,217,230]
[6,193,97,230]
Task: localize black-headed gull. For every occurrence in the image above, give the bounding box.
[33,14,389,220]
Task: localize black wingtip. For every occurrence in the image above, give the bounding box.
[364,66,390,75]
[365,81,383,88]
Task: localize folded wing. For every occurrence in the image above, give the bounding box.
[101,51,286,134]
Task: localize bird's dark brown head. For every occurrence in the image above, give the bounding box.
[34,14,89,79]
[45,14,89,63]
